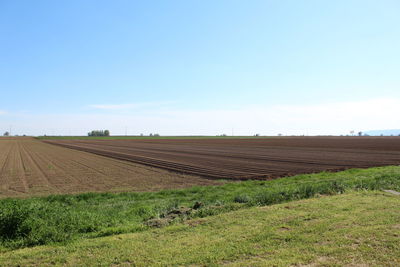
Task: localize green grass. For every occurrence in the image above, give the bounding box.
[36,135,269,140]
[1,191,399,266]
[1,166,400,251]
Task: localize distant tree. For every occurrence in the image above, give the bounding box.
[149,133,153,137]
[278,133,282,136]
[88,130,110,137]
[358,131,363,136]
[350,130,355,136]
[154,133,160,137]
[3,131,9,136]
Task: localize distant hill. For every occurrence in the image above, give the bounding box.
[364,129,400,136]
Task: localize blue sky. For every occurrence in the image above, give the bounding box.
[1,0,400,135]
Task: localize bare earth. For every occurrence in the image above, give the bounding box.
[46,136,400,180]
[0,138,220,197]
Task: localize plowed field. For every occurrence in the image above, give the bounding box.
[46,137,400,180]
[0,138,219,197]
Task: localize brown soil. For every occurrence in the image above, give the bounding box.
[0,138,220,197]
[45,136,400,180]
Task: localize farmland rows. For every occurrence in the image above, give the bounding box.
[46,137,400,180]
[0,138,219,197]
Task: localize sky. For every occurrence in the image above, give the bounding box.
[1,0,400,136]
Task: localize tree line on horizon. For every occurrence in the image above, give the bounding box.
[88,130,110,137]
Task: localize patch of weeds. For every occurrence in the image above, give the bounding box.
[234,195,252,203]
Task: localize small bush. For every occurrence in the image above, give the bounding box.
[0,200,30,240]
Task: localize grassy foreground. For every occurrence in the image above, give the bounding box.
[1,191,399,266]
[1,166,400,250]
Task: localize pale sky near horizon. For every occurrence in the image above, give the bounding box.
[1,0,400,136]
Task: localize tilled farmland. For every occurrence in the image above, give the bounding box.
[46,137,400,180]
[0,138,219,197]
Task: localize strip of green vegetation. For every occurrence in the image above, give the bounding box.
[36,135,268,140]
[1,191,399,266]
[1,166,400,250]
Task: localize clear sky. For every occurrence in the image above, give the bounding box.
[1,0,400,136]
